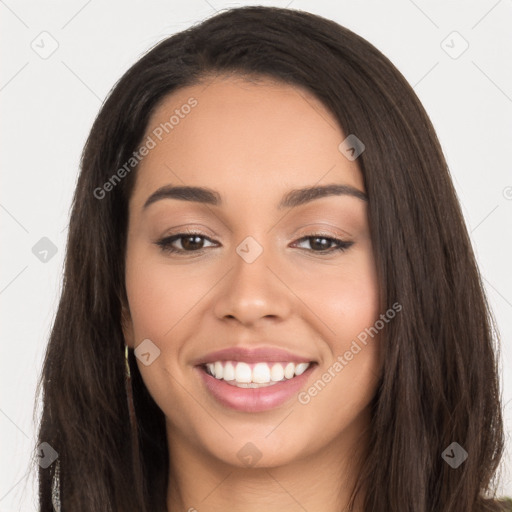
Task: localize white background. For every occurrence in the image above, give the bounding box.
[1,0,511,509]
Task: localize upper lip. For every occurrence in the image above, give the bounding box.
[192,346,316,366]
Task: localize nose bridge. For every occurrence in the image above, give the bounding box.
[213,233,292,325]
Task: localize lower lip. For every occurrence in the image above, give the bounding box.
[196,364,316,412]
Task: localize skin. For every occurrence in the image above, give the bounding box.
[122,75,381,512]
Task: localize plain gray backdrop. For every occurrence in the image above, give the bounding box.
[1,0,511,509]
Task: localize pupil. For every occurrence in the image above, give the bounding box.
[311,237,329,250]
[183,235,203,250]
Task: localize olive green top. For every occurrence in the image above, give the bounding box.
[498,498,512,510]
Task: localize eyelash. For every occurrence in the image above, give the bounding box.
[155,230,354,256]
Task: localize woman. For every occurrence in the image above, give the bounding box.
[36,5,510,511]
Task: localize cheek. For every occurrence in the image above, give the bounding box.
[292,286,380,451]
[323,280,378,331]
[124,253,197,411]
[293,248,380,342]
[296,249,381,395]
[124,254,208,342]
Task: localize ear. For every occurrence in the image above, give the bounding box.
[121,302,135,349]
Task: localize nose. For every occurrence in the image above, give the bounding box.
[213,241,293,327]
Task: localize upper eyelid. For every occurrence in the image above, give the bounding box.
[152,215,354,238]
[161,231,350,243]
[161,223,352,240]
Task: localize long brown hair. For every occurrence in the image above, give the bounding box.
[36,6,507,511]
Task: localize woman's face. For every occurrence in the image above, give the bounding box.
[123,76,381,469]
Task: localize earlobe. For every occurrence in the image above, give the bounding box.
[121,304,135,349]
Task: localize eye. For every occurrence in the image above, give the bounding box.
[292,234,353,253]
[155,231,217,254]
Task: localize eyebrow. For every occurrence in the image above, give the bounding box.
[142,183,368,211]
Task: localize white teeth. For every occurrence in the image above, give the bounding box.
[223,361,235,381]
[234,362,252,383]
[294,363,309,376]
[270,363,284,382]
[284,362,295,379]
[205,360,312,386]
[253,363,271,384]
[214,361,224,380]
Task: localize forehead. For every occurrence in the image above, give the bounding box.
[129,76,364,210]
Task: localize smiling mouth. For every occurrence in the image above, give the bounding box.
[201,360,315,388]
